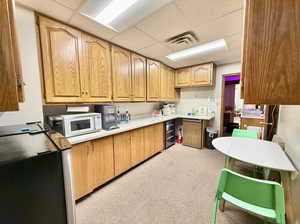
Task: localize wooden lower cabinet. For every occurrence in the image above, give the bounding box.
[144,125,155,157]
[71,123,165,199]
[154,123,165,154]
[92,136,114,188]
[131,128,145,166]
[183,120,202,149]
[114,132,132,176]
[71,142,94,200]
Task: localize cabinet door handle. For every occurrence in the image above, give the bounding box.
[81,91,85,95]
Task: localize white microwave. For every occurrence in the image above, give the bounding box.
[48,113,102,137]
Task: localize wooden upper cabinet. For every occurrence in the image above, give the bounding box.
[175,63,214,88]
[39,16,83,103]
[160,65,169,101]
[112,46,132,102]
[131,53,146,101]
[168,68,180,102]
[82,34,112,102]
[0,0,22,111]
[147,59,161,101]
[175,68,191,87]
[192,63,214,86]
[242,0,300,104]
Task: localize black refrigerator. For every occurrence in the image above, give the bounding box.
[0,122,75,224]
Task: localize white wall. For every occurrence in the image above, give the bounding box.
[277,106,300,223]
[0,6,43,126]
[176,62,241,131]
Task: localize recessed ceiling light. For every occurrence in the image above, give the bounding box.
[166,39,228,61]
[80,0,173,32]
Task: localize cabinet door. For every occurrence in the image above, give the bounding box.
[154,123,165,153]
[242,0,300,104]
[131,53,146,101]
[131,128,145,166]
[71,142,93,200]
[182,120,202,149]
[112,46,132,102]
[147,59,161,101]
[144,125,155,158]
[92,136,114,188]
[82,34,112,102]
[175,68,191,87]
[160,65,169,101]
[191,63,213,86]
[168,68,180,102]
[0,0,19,111]
[39,16,84,103]
[114,132,132,176]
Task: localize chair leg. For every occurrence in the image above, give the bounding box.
[211,198,220,224]
[219,199,225,212]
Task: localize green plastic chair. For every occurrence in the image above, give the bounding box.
[232,128,259,139]
[211,169,286,224]
[224,129,259,168]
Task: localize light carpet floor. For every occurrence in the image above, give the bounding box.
[76,144,263,224]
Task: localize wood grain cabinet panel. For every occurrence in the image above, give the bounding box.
[175,68,191,87]
[147,59,161,101]
[154,123,165,153]
[242,0,300,104]
[192,63,213,86]
[183,120,202,149]
[131,128,145,166]
[71,142,94,200]
[167,67,180,102]
[114,132,132,176]
[0,0,20,111]
[82,34,112,102]
[131,53,146,101]
[92,136,114,188]
[144,125,155,158]
[39,16,84,103]
[160,65,169,101]
[112,46,132,102]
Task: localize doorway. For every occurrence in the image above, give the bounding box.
[220,73,242,136]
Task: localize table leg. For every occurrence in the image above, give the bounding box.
[219,157,235,212]
[280,171,295,224]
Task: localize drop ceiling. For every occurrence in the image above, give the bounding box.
[16,0,244,68]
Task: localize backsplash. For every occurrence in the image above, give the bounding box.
[43,102,160,124]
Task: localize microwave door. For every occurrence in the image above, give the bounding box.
[64,117,95,137]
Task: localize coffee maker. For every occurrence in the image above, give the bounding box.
[94,105,119,130]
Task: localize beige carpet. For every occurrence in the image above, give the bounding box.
[76,144,263,224]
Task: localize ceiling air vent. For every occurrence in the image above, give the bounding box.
[166,31,199,45]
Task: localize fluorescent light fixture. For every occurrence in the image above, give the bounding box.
[95,0,138,28]
[166,39,228,61]
[80,0,173,32]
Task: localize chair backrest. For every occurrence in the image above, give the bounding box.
[217,169,285,214]
[232,128,258,139]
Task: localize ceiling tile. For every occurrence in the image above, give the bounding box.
[68,14,118,40]
[16,0,74,22]
[137,43,172,59]
[54,0,85,10]
[194,9,244,44]
[136,3,192,42]
[175,0,244,27]
[158,57,184,68]
[225,33,242,50]
[111,28,156,51]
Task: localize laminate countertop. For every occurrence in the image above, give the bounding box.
[68,114,214,145]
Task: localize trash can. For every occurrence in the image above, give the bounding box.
[205,127,218,149]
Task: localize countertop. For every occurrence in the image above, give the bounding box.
[68,114,214,145]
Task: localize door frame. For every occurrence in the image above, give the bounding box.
[219,73,240,137]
